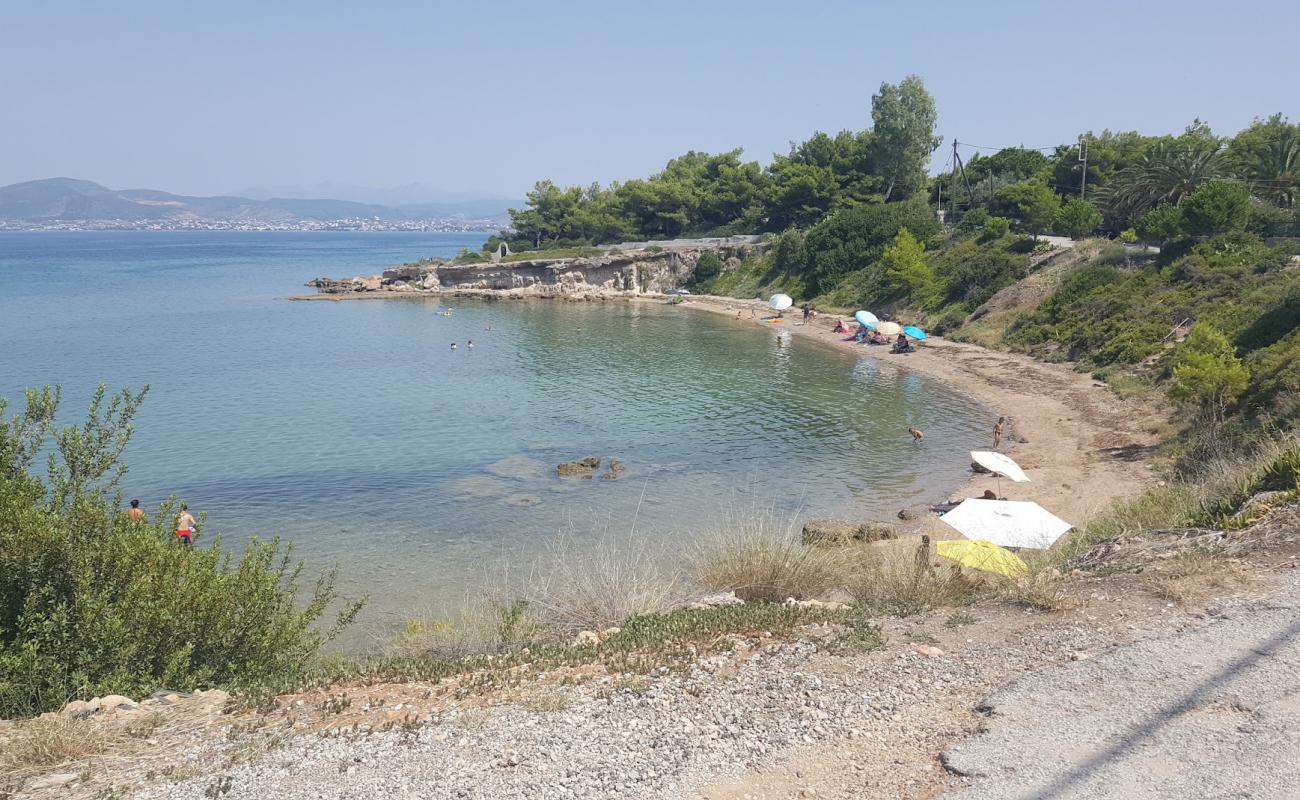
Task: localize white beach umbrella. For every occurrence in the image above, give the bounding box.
[970,451,1030,483]
[876,321,902,336]
[769,293,793,311]
[939,499,1073,549]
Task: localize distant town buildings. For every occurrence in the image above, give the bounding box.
[0,216,500,233]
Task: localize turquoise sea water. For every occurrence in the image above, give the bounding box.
[0,231,989,638]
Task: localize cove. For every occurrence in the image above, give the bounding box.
[0,231,990,638]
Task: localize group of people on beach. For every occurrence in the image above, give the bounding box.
[831,318,917,354]
[126,499,198,545]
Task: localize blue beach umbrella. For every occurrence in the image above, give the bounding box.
[854,310,879,329]
[903,325,927,340]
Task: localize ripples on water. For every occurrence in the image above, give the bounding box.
[0,232,990,640]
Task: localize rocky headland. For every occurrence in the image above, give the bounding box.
[301,238,764,299]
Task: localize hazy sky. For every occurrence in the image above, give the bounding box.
[3,0,1296,199]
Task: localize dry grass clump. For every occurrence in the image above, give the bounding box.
[1147,550,1251,605]
[689,510,844,603]
[528,533,690,633]
[392,598,544,660]
[0,715,113,774]
[846,542,985,615]
[997,570,1077,611]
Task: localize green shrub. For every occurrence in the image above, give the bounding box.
[1181,181,1251,237]
[1137,203,1184,242]
[0,387,364,718]
[802,199,940,295]
[693,251,722,282]
[1055,198,1103,238]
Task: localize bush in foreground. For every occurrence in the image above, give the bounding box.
[0,386,364,718]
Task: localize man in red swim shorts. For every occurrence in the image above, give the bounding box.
[176,503,198,545]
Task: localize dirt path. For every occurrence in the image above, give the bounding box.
[675,295,1166,529]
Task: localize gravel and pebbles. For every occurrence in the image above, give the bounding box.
[131,618,1108,800]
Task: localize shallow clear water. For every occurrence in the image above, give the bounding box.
[0,231,989,639]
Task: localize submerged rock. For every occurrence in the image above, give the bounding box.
[556,461,595,478]
[504,494,543,507]
[801,519,900,545]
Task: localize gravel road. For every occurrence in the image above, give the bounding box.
[941,571,1300,800]
[131,620,1104,800]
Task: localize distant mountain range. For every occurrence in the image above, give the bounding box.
[0,178,516,225]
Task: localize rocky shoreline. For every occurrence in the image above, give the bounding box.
[300,241,763,299]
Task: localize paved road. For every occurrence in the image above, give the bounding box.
[942,573,1300,799]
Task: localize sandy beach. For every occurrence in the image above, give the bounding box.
[671,294,1166,530]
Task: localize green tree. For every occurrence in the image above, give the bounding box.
[803,198,941,294]
[765,161,840,230]
[1136,203,1185,242]
[0,386,363,717]
[868,75,941,201]
[1228,113,1300,209]
[1179,180,1252,237]
[995,181,1060,239]
[1055,197,1104,238]
[880,228,936,305]
[1104,126,1228,221]
[1169,323,1250,420]
[967,147,1051,182]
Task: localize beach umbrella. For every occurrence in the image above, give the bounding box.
[854,310,879,329]
[769,293,793,311]
[971,451,1030,483]
[936,539,1028,578]
[939,499,1073,549]
[903,325,927,341]
[877,321,902,336]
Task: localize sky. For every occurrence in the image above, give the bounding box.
[2,0,1297,201]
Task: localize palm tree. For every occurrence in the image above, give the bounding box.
[1103,140,1229,221]
[1245,135,1300,209]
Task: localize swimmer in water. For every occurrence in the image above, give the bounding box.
[451,342,457,350]
[467,340,474,348]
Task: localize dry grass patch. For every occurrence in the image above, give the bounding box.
[0,715,113,774]
[528,533,690,633]
[689,511,844,603]
[846,541,985,615]
[998,570,1078,611]
[1147,551,1251,605]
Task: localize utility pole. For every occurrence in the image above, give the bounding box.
[953,139,974,212]
[1078,136,1089,199]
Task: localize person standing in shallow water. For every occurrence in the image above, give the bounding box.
[994,416,1005,450]
[127,498,145,523]
[175,503,197,545]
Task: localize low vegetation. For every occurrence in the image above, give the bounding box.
[0,387,365,719]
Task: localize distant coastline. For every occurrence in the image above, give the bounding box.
[0,219,499,233]
[0,177,514,233]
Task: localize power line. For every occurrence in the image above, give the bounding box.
[955,140,1067,153]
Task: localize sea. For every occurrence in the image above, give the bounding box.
[0,231,989,644]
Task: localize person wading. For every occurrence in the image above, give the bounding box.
[175,503,198,545]
[127,498,146,523]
